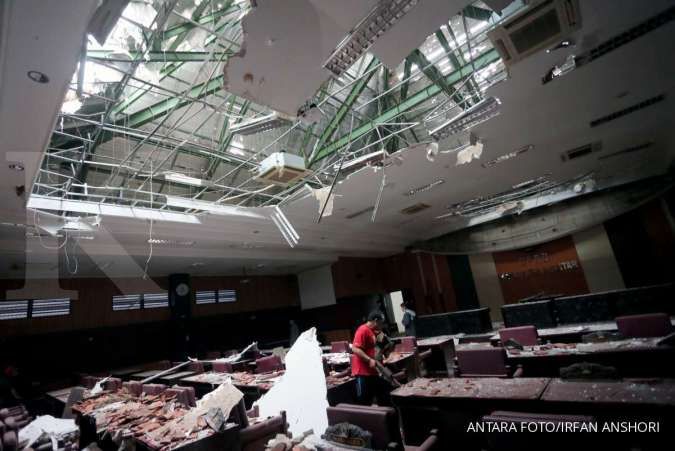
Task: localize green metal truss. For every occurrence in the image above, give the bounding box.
[87,50,232,62]
[408,48,466,108]
[312,57,379,158]
[308,48,500,167]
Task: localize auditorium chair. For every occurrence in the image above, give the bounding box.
[482,411,596,450]
[166,386,197,407]
[394,337,432,358]
[144,360,172,370]
[326,403,438,451]
[498,325,540,347]
[455,347,522,378]
[212,361,234,373]
[239,411,288,451]
[102,377,123,392]
[2,430,18,451]
[255,355,283,374]
[141,383,167,396]
[330,341,350,353]
[616,312,672,338]
[123,381,142,397]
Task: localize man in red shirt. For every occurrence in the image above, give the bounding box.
[351,311,391,405]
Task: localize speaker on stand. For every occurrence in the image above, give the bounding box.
[168,273,193,360]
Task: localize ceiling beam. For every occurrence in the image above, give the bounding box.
[309,48,500,166]
[312,57,379,159]
[408,49,467,108]
[120,75,224,130]
[88,50,232,62]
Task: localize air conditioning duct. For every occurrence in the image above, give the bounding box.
[256,151,308,186]
[487,0,581,67]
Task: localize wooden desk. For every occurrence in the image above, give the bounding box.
[156,370,197,384]
[417,336,455,376]
[109,365,147,379]
[542,378,675,406]
[392,377,675,450]
[129,369,171,381]
[392,378,549,449]
[506,339,675,377]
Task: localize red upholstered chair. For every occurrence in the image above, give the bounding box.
[498,325,539,346]
[141,383,167,396]
[212,361,234,373]
[123,381,142,397]
[2,430,18,451]
[0,407,27,421]
[239,412,288,451]
[395,337,417,353]
[255,355,283,374]
[455,347,522,378]
[331,341,350,353]
[102,377,123,392]
[616,313,672,338]
[187,361,205,373]
[166,386,197,407]
[326,403,438,451]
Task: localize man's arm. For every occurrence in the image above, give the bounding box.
[352,345,377,369]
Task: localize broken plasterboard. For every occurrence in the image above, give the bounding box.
[368,0,471,70]
[255,327,329,436]
[223,0,377,115]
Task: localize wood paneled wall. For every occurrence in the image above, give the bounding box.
[492,235,589,304]
[0,275,299,337]
[331,252,458,315]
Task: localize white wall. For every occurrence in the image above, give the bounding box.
[468,253,505,321]
[572,224,625,292]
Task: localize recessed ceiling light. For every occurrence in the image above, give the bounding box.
[147,238,195,246]
[191,262,205,268]
[27,70,49,84]
[8,163,24,171]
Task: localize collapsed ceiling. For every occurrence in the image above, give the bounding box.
[0,0,673,277]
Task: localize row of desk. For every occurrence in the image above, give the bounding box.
[415,319,675,378]
[392,377,675,450]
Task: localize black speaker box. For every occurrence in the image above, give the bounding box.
[446,307,492,334]
[554,294,612,324]
[415,313,452,338]
[169,273,193,320]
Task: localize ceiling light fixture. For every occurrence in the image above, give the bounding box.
[482,144,532,168]
[165,196,266,219]
[163,171,213,188]
[229,112,292,135]
[27,70,49,84]
[405,179,445,196]
[147,238,195,246]
[323,0,420,77]
[429,97,501,141]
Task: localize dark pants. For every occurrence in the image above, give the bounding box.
[355,375,393,406]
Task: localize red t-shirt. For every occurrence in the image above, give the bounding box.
[351,324,378,376]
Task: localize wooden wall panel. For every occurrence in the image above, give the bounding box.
[492,235,589,304]
[0,275,299,337]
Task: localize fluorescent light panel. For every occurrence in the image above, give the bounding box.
[230,113,291,135]
[430,97,501,141]
[27,195,201,224]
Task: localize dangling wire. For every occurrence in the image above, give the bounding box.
[143,159,154,279]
